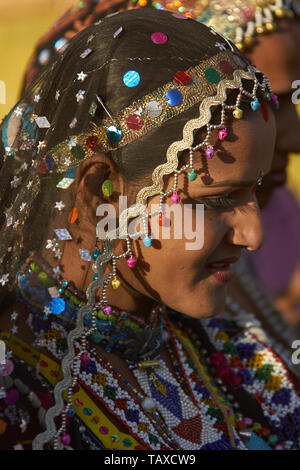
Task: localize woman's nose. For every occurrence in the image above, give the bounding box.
[226,202,265,251]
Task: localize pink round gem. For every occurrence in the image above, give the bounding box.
[5,388,19,406]
[126,114,143,131]
[81,353,90,366]
[61,433,71,446]
[0,359,14,377]
[218,128,227,141]
[171,191,180,204]
[205,147,214,159]
[126,256,137,268]
[151,32,168,44]
[275,444,284,450]
[244,417,253,426]
[103,305,112,316]
[99,426,109,434]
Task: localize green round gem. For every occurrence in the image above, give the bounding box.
[268,434,278,445]
[102,179,114,197]
[187,169,197,181]
[111,434,121,442]
[205,68,220,83]
[264,92,271,101]
[30,262,40,273]
[92,331,102,343]
[71,145,85,160]
[122,438,132,447]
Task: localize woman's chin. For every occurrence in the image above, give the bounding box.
[167,288,227,319]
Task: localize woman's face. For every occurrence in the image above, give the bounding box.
[111,107,276,318]
[247,19,300,201]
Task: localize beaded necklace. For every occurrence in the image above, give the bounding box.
[200,316,300,449]
[16,284,243,450]
[232,256,300,379]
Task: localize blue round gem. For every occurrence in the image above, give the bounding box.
[92,249,101,260]
[106,125,123,143]
[143,236,152,247]
[49,297,66,315]
[58,288,63,294]
[83,408,92,416]
[166,89,183,106]
[250,99,260,111]
[67,406,76,417]
[93,274,99,281]
[123,70,141,88]
[62,280,68,287]
[54,38,68,53]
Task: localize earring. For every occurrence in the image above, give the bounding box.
[102,179,114,197]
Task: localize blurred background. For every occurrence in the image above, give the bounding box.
[0,0,299,196]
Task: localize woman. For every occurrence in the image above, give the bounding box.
[20,0,300,383]
[0,9,299,451]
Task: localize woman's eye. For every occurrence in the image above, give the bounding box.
[198,194,236,209]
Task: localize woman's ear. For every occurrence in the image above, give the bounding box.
[75,153,126,227]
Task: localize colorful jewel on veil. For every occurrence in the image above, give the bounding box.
[106,126,123,143]
[111,278,121,290]
[54,228,72,241]
[79,249,91,261]
[123,71,141,88]
[218,128,227,140]
[34,117,51,128]
[233,107,243,119]
[49,297,66,315]
[126,256,137,268]
[205,147,215,159]
[171,191,180,204]
[103,305,112,316]
[250,99,260,111]
[143,236,152,247]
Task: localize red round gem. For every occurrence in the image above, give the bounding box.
[73,383,80,393]
[151,32,168,45]
[174,71,192,86]
[86,135,99,151]
[260,427,271,437]
[219,60,234,75]
[126,114,143,131]
[39,360,48,368]
[237,421,247,430]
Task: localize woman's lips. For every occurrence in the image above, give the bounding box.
[206,257,238,284]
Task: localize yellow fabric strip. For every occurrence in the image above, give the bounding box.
[0,332,143,450]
